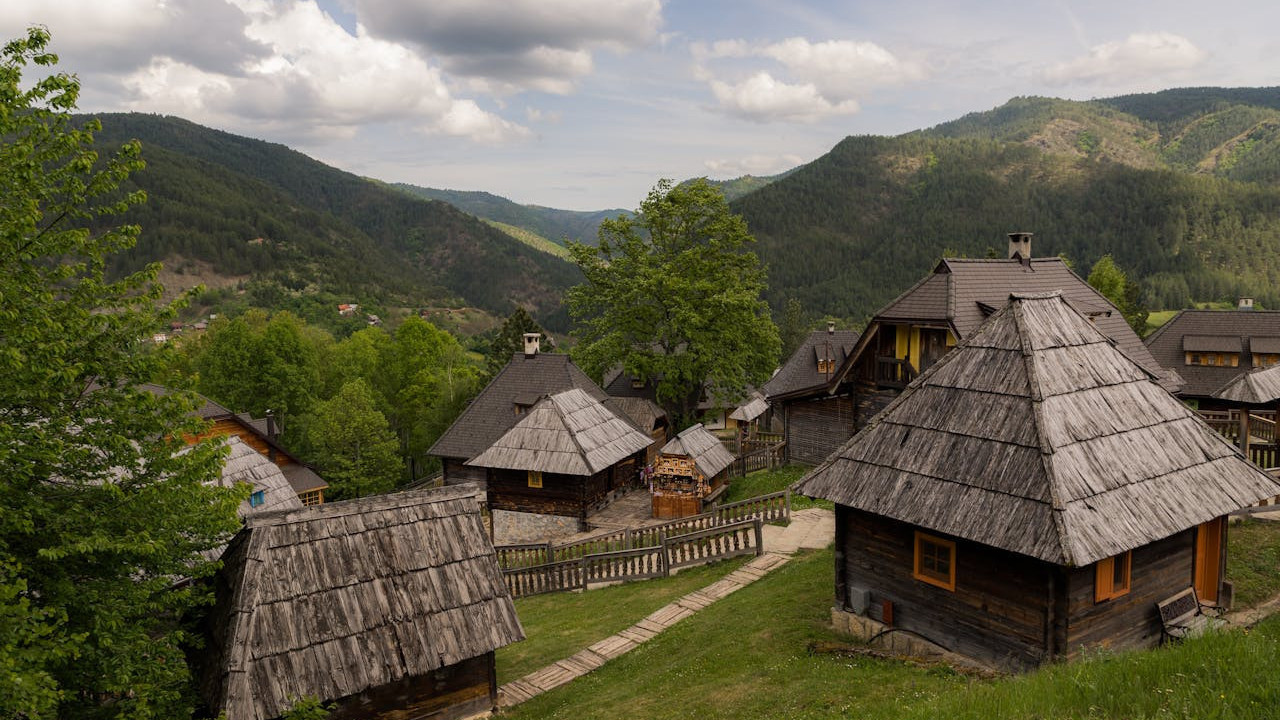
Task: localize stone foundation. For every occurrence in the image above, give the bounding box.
[829,606,990,671]
[492,509,583,545]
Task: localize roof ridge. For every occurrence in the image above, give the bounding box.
[1014,297,1074,567]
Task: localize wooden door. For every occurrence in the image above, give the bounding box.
[920,329,949,372]
[1194,517,1225,604]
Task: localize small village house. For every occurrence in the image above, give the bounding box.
[761,321,860,465]
[651,423,737,518]
[198,485,524,720]
[1143,301,1280,414]
[465,387,654,539]
[795,292,1280,670]
[770,234,1176,466]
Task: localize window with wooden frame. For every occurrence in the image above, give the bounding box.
[527,470,543,488]
[1094,551,1132,602]
[913,531,956,591]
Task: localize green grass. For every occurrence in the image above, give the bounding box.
[485,219,571,259]
[497,556,748,684]
[503,547,1280,720]
[725,465,833,511]
[1227,518,1280,608]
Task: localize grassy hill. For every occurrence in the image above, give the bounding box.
[393,184,625,246]
[88,113,581,331]
[732,88,1280,325]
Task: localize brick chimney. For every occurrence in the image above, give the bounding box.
[1007,232,1032,262]
[523,333,541,357]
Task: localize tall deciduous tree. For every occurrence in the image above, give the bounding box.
[307,378,402,499]
[568,179,780,425]
[0,28,241,718]
[1087,254,1150,335]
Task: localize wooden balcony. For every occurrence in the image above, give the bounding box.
[875,356,917,389]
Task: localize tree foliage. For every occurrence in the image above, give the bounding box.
[1087,254,1150,335]
[307,379,402,499]
[484,306,550,379]
[0,28,241,718]
[568,179,780,425]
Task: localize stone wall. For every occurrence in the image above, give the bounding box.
[492,509,583,544]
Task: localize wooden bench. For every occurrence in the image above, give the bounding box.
[1157,588,1226,641]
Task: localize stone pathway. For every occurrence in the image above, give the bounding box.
[497,507,834,709]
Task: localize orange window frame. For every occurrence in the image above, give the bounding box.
[913,531,956,591]
[1094,551,1132,602]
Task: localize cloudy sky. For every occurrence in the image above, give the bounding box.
[2,1,1276,210]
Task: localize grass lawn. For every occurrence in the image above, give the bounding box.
[1228,517,1280,608]
[724,465,832,511]
[503,547,1280,720]
[497,556,749,684]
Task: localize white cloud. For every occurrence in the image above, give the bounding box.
[695,36,921,122]
[1,0,530,144]
[704,154,804,177]
[710,72,859,123]
[1043,32,1208,85]
[354,0,663,93]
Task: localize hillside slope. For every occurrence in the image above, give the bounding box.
[734,88,1280,323]
[89,113,580,329]
[393,184,625,246]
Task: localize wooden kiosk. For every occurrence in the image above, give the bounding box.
[651,424,735,519]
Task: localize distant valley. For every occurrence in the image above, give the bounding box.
[94,86,1280,336]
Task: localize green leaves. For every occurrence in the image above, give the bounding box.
[568,179,780,425]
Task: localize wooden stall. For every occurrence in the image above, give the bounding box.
[652,424,736,519]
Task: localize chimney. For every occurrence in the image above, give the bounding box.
[1007,232,1033,264]
[1239,297,1255,311]
[522,332,541,357]
[265,411,277,439]
[827,320,836,335]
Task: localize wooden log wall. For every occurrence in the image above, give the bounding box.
[487,468,600,518]
[443,459,487,489]
[838,508,1060,671]
[327,652,495,720]
[1063,530,1195,656]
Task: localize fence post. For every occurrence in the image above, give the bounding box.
[753,518,764,556]
[784,489,791,523]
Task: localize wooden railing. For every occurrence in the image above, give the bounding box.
[716,490,790,525]
[731,442,785,477]
[875,356,916,389]
[1199,409,1280,511]
[501,519,764,598]
[494,490,791,572]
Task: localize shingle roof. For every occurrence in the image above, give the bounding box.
[859,258,1174,388]
[201,485,523,720]
[661,424,736,479]
[465,388,653,475]
[761,329,859,399]
[215,436,303,517]
[1145,310,1280,398]
[430,353,611,461]
[796,292,1280,567]
[608,396,668,432]
[1183,335,1243,353]
[1213,364,1280,404]
[729,391,769,422]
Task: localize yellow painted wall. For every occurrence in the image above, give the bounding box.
[893,326,923,371]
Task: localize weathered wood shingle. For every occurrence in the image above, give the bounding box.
[796,292,1280,567]
[202,485,523,720]
[661,424,735,479]
[465,388,653,476]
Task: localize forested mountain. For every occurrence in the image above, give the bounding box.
[733,88,1280,325]
[392,184,625,246]
[88,114,580,331]
[696,170,794,202]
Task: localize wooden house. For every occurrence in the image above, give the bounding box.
[466,388,654,534]
[773,234,1177,465]
[199,485,524,720]
[608,396,670,465]
[431,335,664,489]
[795,292,1280,671]
[1144,302,1280,412]
[213,436,303,518]
[143,383,329,505]
[651,424,737,518]
[761,323,860,465]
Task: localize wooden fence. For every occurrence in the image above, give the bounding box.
[501,519,764,598]
[494,490,790,571]
[1200,409,1280,510]
[730,442,786,477]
